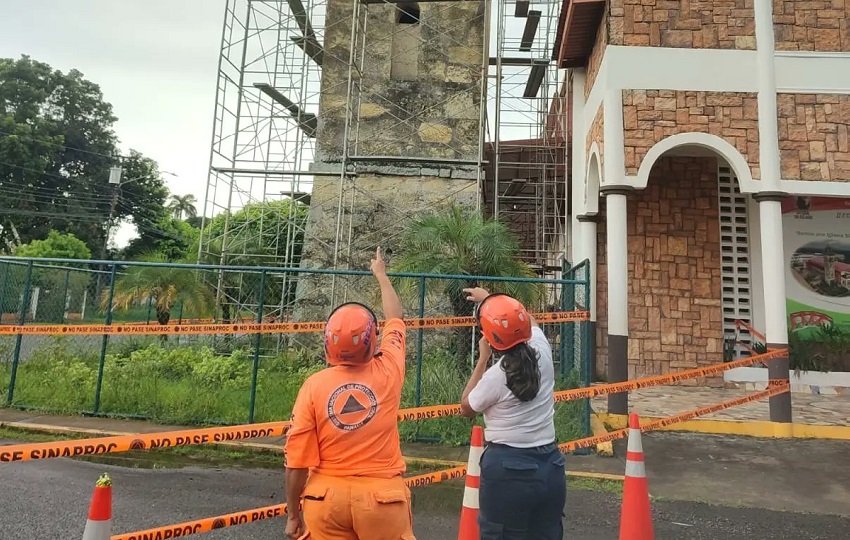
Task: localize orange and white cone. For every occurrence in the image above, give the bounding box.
[457,425,483,540]
[82,473,112,540]
[619,414,654,540]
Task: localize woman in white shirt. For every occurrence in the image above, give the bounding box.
[459,287,566,539]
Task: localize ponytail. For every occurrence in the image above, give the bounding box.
[499,342,541,402]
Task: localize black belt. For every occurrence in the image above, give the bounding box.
[484,441,558,453]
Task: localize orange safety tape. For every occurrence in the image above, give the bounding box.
[0,402,461,463]
[552,348,788,403]
[108,385,791,540]
[0,310,589,336]
[0,348,789,464]
[0,422,290,464]
[110,465,469,539]
[558,383,791,453]
[110,504,288,540]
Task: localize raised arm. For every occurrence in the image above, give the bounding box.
[372,247,402,321]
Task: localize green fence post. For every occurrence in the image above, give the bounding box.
[7,261,34,405]
[248,270,267,424]
[0,262,8,317]
[559,260,572,379]
[582,267,592,439]
[60,269,71,323]
[146,295,153,324]
[93,264,117,414]
[415,277,426,407]
[176,301,184,346]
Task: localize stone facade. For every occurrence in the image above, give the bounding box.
[777,93,850,182]
[296,1,485,325]
[608,0,756,49]
[584,1,609,98]
[586,105,605,165]
[622,90,761,178]
[596,157,724,383]
[773,0,850,52]
[316,2,484,162]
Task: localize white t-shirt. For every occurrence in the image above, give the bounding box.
[467,326,556,448]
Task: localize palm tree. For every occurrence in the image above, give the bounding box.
[103,252,213,327]
[392,205,543,363]
[168,194,198,221]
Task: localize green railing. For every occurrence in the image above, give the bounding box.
[0,256,592,446]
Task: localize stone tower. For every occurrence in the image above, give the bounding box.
[295,0,486,321]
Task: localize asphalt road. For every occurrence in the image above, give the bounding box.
[1,440,848,539]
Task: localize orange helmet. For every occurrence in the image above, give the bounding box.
[324,302,379,366]
[477,293,532,351]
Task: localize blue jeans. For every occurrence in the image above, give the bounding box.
[478,441,566,539]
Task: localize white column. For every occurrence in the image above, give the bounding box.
[602,187,631,415]
[570,69,587,259]
[754,0,791,426]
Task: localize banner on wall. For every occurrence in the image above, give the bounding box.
[782,196,850,338]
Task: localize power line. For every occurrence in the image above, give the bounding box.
[0,129,120,162]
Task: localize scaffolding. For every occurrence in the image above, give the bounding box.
[484,0,567,277]
[199,0,326,321]
[201,0,569,320]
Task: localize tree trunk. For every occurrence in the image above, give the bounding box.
[156,308,171,343]
[448,280,477,369]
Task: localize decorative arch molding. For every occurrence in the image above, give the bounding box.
[584,143,602,215]
[627,133,757,193]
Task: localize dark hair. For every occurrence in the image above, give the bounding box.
[499,342,541,402]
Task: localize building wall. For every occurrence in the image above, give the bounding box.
[608,0,756,50]
[587,105,605,165]
[595,156,724,382]
[297,1,484,323]
[622,90,761,178]
[777,93,850,182]
[316,2,484,162]
[773,1,850,52]
[584,2,609,99]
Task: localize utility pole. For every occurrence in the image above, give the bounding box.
[96,166,123,302]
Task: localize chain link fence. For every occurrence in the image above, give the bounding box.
[0,256,591,445]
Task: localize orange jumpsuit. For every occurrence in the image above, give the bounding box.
[285,319,415,540]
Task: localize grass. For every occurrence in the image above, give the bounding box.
[0,338,589,446]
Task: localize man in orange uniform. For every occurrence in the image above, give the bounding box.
[284,247,415,540]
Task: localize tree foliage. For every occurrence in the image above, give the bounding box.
[197,198,309,321]
[168,194,197,221]
[392,205,543,361]
[106,253,213,326]
[14,230,92,260]
[0,55,168,255]
[123,217,199,262]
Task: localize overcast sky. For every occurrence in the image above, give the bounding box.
[0,0,226,245]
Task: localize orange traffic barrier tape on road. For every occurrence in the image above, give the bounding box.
[110,504,287,540]
[552,348,788,404]
[0,401,463,464]
[558,383,791,453]
[0,422,291,464]
[111,465,468,539]
[0,310,589,336]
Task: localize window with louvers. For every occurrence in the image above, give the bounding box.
[718,165,753,357]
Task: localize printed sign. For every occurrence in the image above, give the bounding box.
[782,196,850,338]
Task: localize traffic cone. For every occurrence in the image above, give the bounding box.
[457,425,484,540]
[82,473,112,540]
[619,414,654,540]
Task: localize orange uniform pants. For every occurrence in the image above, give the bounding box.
[301,472,416,540]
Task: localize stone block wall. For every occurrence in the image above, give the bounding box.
[317,2,484,162]
[608,0,756,49]
[622,90,761,178]
[777,93,850,182]
[586,105,605,166]
[773,0,850,51]
[584,2,609,98]
[595,157,724,383]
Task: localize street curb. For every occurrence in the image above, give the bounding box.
[596,413,850,440]
[589,413,614,457]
